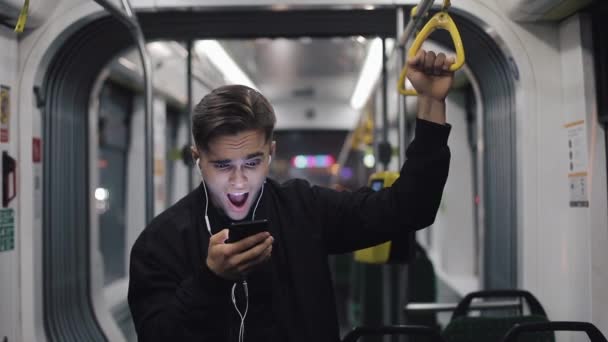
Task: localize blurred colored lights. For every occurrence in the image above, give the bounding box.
[294,156,308,169]
[340,167,353,179]
[291,154,336,169]
[363,154,375,168]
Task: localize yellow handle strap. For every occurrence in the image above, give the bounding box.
[398,10,465,96]
[14,0,30,33]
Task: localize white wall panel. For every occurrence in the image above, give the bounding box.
[559,14,608,332]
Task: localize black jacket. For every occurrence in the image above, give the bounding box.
[128,119,451,342]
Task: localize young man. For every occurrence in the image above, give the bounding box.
[128,49,453,342]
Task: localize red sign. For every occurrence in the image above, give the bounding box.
[33,138,42,163]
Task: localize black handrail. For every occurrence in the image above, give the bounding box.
[502,321,607,342]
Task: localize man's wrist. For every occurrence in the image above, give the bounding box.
[417,96,447,125]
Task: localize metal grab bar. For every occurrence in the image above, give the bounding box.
[398,0,435,48]
[397,0,466,96]
[93,0,155,222]
[405,300,522,314]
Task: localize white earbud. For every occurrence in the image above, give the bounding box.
[195,157,212,235]
[268,155,272,165]
[196,158,204,179]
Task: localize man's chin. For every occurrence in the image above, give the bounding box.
[224,203,251,221]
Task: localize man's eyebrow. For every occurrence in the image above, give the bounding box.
[209,158,231,164]
[209,152,264,164]
[245,152,264,159]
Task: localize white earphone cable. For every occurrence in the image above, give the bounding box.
[231,281,249,342]
[196,158,265,342]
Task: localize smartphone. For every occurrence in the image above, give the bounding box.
[227,219,269,243]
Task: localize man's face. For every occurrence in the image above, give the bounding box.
[196,129,274,221]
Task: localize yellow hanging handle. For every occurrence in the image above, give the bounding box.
[14,0,30,33]
[398,0,465,96]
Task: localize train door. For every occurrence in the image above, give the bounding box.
[0,25,19,342]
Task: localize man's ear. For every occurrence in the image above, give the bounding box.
[190,145,200,162]
[270,141,276,159]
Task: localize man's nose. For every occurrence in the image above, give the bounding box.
[229,167,247,186]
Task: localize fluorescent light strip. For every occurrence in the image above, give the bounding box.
[350,38,382,110]
[118,57,138,71]
[195,40,257,90]
[350,38,395,110]
[147,42,173,59]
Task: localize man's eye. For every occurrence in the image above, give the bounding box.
[214,163,230,170]
[245,160,261,168]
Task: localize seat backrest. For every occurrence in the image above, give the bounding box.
[451,290,548,321]
[442,290,553,342]
[443,315,553,342]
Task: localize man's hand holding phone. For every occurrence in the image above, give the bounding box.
[206,226,273,280]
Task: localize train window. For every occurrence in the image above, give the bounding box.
[96,80,134,285]
[165,105,192,206]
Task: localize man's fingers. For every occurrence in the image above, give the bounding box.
[227,231,270,254]
[445,56,456,70]
[232,236,274,266]
[407,50,456,75]
[423,51,436,75]
[209,229,229,246]
[407,49,425,68]
[434,53,446,76]
[237,244,273,274]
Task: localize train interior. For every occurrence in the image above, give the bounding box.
[0,0,608,341]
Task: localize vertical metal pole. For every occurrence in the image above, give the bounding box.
[397,8,406,167]
[381,37,389,171]
[187,40,194,190]
[396,10,410,338]
[381,36,391,342]
[139,36,155,223]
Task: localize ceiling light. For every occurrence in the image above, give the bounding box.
[170,41,188,58]
[350,38,382,109]
[118,57,137,71]
[350,38,395,110]
[299,37,313,44]
[195,40,257,89]
[147,42,173,59]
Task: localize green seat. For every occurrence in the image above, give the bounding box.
[442,290,554,342]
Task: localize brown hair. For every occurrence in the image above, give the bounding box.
[192,85,276,151]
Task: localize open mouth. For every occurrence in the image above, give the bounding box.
[227,192,249,208]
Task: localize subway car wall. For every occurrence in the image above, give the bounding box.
[0,0,607,342]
